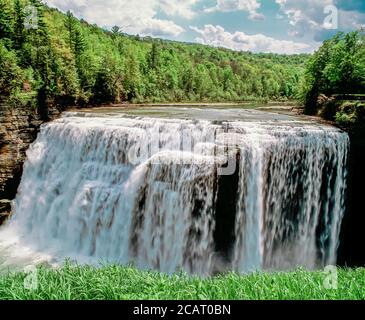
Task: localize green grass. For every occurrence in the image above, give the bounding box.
[0,264,364,300]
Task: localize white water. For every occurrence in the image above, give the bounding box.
[0,109,349,275]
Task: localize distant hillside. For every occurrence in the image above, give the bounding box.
[0,0,309,109]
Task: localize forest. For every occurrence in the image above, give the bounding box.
[302,31,365,127]
[1,0,364,125]
[0,0,308,109]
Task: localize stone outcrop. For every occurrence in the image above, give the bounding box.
[0,101,61,224]
[0,200,11,225]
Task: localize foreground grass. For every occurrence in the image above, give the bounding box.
[0,264,364,300]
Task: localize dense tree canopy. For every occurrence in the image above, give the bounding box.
[0,0,308,108]
[301,31,365,115]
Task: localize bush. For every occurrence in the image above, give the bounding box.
[335,102,365,127]
[301,31,365,115]
[0,41,24,96]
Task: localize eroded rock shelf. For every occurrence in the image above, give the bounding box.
[0,102,60,224]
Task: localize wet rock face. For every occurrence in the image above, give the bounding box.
[338,131,365,267]
[0,104,41,200]
[0,102,61,225]
[0,200,11,225]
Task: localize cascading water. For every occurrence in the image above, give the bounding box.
[0,108,349,275]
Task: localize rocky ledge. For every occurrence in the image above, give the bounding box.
[0,101,62,225]
[0,200,11,225]
[0,104,40,198]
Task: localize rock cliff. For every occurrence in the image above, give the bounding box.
[0,102,61,224]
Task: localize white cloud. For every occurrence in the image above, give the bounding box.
[158,0,199,20]
[275,0,365,38]
[190,24,313,54]
[133,19,185,37]
[275,0,333,28]
[205,0,264,20]
[337,9,365,30]
[42,0,199,37]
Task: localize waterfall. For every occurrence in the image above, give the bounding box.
[0,110,349,275]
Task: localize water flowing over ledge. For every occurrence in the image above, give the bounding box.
[0,108,349,275]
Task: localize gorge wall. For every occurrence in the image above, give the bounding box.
[0,101,61,224]
[338,129,365,267]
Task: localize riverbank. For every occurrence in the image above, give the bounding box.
[1,264,364,300]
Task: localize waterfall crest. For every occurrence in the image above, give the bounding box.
[0,110,349,274]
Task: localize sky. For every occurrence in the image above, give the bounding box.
[42,0,365,54]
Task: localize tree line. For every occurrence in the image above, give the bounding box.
[0,0,308,109]
[301,30,365,127]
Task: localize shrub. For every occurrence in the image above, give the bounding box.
[335,101,365,127]
[0,41,24,97]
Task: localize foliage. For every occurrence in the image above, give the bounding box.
[335,101,365,127]
[0,264,365,300]
[0,0,308,108]
[0,41,24,95]
[302,31,365,115]
[0,0,13,47]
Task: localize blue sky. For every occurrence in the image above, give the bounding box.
[43,0,365,54]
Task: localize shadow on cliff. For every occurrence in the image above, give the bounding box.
[338,129,365,267]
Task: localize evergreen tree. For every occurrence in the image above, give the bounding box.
[0,0,13,44]
[13,0,25,50]
[73,26,85,66]
[148,43,160,70]
[25,0,58,116]
[29,0,47,31]
[64,10,85,78]
[65,10,75,49]
[124,51,141,101]
[111,25,120,37]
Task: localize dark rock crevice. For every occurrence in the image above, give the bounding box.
[338,131,365,267]
[212,153,240,267]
